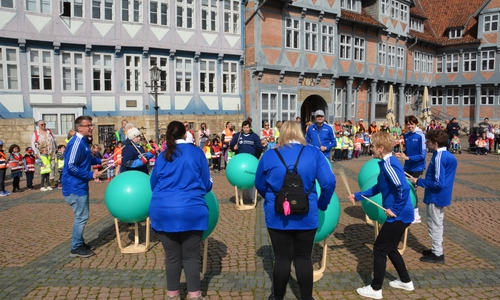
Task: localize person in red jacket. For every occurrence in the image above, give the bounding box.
[23,147,36,190]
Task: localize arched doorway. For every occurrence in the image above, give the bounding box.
[301,95,328,125]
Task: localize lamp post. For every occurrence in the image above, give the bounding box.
[146,65,162,141]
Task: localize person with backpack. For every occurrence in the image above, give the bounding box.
[255,121,336,300]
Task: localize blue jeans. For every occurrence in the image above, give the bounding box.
[64,194,90,250]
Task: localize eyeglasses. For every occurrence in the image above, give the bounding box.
[79,124,94,128]
[39,123,46,126]
[264,124,269,126]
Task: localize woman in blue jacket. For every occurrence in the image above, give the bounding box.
[255,121,336,300]
[349,132,415,299]
[149,121,212,300]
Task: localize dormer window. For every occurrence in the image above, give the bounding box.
[449,28,463,39]
[341,0,359,12]
[410,17,424,32]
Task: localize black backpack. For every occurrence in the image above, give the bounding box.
[272,146,313,215]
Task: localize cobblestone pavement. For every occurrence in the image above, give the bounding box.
[1,150,500,299]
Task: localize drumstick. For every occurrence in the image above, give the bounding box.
[361,195,394,216]
[404,171,413,179]
[338,168,352,195]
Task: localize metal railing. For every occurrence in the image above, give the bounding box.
[429,107,472,135]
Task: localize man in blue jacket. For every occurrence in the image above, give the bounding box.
[62,116,106,258]
[408,129,457,264]
[230,120,263,159]
[396,115,426,223]
[305,110,336,159]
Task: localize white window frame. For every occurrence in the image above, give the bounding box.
[341,0,358,12]
[436,55,443,73]
[201,0,217,31]
[175,57,192,93]
[0,47,19,90]
[26,0,50,13]
[281,93,297,122]
[304,22,318,52]
[261,92,278,128]
[0,0,14,8]
[446,88,459,105]
[427,54,434,73]
[388,45,395,67]
[381,0,389,16]
[410,17,423,32]
[125,54,141,92]
[176,0,194,29]
[414,51,421,72]
[463,88,476,105]
[61,0,83,17]
[421,53,428,73]
[399,3,408,22]
[484,14,499,32]
[149,55,168,92]
[199,59,216,94]
[378,43,386,65]
[481,87,495,105]
[92,53,113,92]
[61,51,84,92]
[150,0,168,26]
[334,88,344,118]
[285,18,300,49]
[449,28,463,39]
[223,0,240,34]
[33,107,83,136]
[29,49,53,91]
[378,85,388,103]
[122,0,142,23]
[445,53,459,73]
[92,0,113,20]
[353,37,364,62]
[431,89,443,105]
[321,25,335,54]
[391,0,399,19]
[463,52,477,72]
[340,35,351,59]
[481,50,495,71]
[397,47,404,69]
[222,61,238,94]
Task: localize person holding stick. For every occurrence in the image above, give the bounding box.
[120,128,154,174]
[305,110,335,159]
[348,132,415,299]
[407,129,457,264]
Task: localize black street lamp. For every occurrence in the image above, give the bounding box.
[146,65,162,141]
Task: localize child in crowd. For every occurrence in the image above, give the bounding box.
[347,135,354,160]
[104,146,115,181]
[363,132,371,156]
[8,144,24,193]
[451,134,461,154]
[91,144,103,182]
[0,140,9,197]
[393,132,401,153]
[56,145,65,189]
[23,147,36,190]
[114,141,122,176]
[354,133,363,159]
[260,137,268,154]
[39,146,52,191]
[267,136,277,150]
[204,139,212,167]
[475,136,487,155]
[341,132,350,160]
[333,132,343,161]
[398,134,405,153]
[211,139,222,173]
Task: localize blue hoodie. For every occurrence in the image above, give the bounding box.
[354,154,414,224]
[417,147,457,207]
[403,127,426,172]
[305,123,336,157]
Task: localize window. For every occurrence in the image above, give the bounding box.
[125,55,141,92]
[378,43,386,65]
[1,0,14,8]
[122,0,142,22]
[446,88,459,105]
[202,0,217,31]
[463,52,477,72]
[449,28,463,39]
[431,89,443,105]
[353,37,365,61]
[92,53,112,92]
[390,0,399,19]
[222,61,238,94]
[200,59,216,93]
[397,47,404,69]
[97,125,116,146]
[29,49,52,91]
[436,55,443,73]
[42,113,75,135]
[224,0,239,34]
[61,0,83,17]
[410,17,423,32]
[261,92,278,128]
[341,0,357,11]
[399,3,408,22]
[481,50,495,71]
[421,54,428,73]
[0,47,19,90]
[340,35,351,59]
[445,54,458,73]
[175,57,192,92]
[149,55,168,91]
[413,51,421,72]
[92,0,113,20]
[26,0,50,13]
[381,0,389,16]
[484,14,499,32]
[321,25,334,54]
[388,45,395,67]
[426,54,433,73]
[304,22,318,52]
[463,88,476,105]
[481,87,495,105]
[285,18,300,49]
[281,94,297,121]
[334,89,344,118]
[150,0,168,25]
[377,85,388,103]
[61,52,84,91]
[176,0,194,29]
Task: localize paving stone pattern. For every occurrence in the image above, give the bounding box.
[0,152,499,299]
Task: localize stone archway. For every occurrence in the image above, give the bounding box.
[300,94,328,124]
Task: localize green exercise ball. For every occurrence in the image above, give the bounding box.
[314,181,341,244]
[105,171,152,223]
[226,153,259,189]
[202,191,219,240]
[357,158,380,188]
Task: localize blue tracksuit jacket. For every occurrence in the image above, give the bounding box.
[305,123,336,157]
[403,128,427,172]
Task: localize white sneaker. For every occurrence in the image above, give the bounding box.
[412,208,421,223]
[46,186,53,191]
[412,216,421,224]
[389,279,415,291]
[356,285,382,299]
[40,187,47,191]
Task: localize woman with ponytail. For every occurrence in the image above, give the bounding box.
[149,121,212,300]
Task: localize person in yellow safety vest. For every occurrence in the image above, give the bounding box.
[39,146,52,191]
[273,121,283,142]
[333,132,343,162]
[56,145,66,189]
[347,135,354,160]
[341,132,350,160]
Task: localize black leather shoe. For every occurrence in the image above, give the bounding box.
[421,249,432,256]
[420,253,444,264]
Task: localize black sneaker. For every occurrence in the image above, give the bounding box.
[420,253,444,264]
[70,246,95,258]
[83,243,96,251]
[421,249,433,256]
